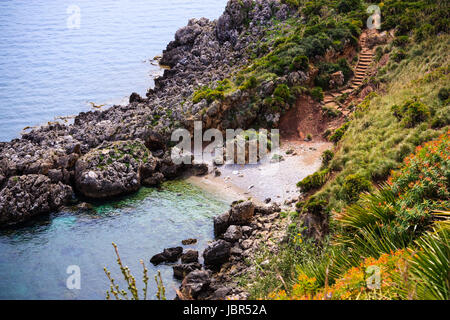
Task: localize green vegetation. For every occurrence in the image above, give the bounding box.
[297,169,330,193]
[245,0,450,299]
[310,87,324,102]
[191,0,368,124]
[104,243,166,300]
[328,121,349,143]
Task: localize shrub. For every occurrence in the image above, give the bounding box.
[393,35,410,47]
[391,98,431,128]
[414,24,435,42]
[273,84,295,107]
[192,86,225,104]
[391,49,407,63]
[437,88,449,102]
[281,0,301,8]
[329,122,350,143]
[303,196,328,215]
[290,55,309,71]
[321,150,334,168]
[322,106,342,118]
[297,169,330,193]
[341,174,371,203]
[239,76,258,90]
[431,106,450,129]
[310,87,324,102]
[337,0,361,14]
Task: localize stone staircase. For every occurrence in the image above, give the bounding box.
[321,31,375,115]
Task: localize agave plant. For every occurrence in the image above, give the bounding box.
[409,226,449,300]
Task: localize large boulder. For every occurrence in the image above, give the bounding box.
[222,225,243,242]
[213,210,231,237]
[181,249,199,264]
[179,270,212,299]
[173,263,202,280]
[74,140,155,199]
[0,174,73,226]
[229,200,254,225]
[213,201,255,237]
[203,239,231,268]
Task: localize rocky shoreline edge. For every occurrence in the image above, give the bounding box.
[150,199,285,300]
[0,0,295,227]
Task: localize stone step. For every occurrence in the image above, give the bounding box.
[324,102,339,109]
[342,88,353,94]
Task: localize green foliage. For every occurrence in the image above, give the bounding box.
[192,86,224,104]
[329,122,350,143]
[437,87,449,102]
[315,59,353,90]
[381,0,449,36]
[337,0,361,14]
[297,169,330,193]
[321,150,334,168]
[409,226,450,300]
[391,98,430,128]
[290,55,309,71]
[340,173,371,203]
[303,196,328,215]
[239,76,258,90]
[310,87,324,102]
[393,35,410,47]
[391,49,408,63]
[104,243,166,300]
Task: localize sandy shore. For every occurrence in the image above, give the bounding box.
[187,139,332,206]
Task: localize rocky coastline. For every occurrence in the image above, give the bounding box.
[149,199,285,300]
[0,0,296,226]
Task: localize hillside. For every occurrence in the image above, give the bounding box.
[233,0,449,300]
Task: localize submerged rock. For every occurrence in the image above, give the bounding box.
[150,246,184,265]
[181,238,197,245]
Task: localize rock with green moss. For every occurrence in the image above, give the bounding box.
[74,139,156,199]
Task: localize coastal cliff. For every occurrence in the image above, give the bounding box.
[0,0,295,226]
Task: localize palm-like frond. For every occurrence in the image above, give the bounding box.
[335,185,397,230]
[409,226,450,300]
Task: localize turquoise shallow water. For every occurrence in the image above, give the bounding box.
[0,0,231,299]
[0,181,229,299]
[0,0,227,141]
